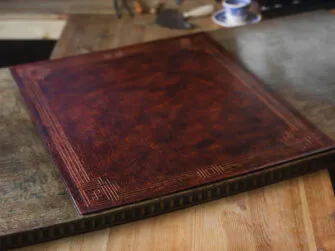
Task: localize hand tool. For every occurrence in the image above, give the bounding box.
[156,4,215,29]
[114,0,134,18]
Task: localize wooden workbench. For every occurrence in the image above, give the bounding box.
[0,0,214,14]
[8,12,335,251]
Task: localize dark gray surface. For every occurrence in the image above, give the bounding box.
[212,11,335,138]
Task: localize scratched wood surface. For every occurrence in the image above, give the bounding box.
[9,12,335,251]
[50,15,220,59]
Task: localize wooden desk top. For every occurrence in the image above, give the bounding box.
[10,12,335,251]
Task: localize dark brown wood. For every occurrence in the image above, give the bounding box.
[10,33,335,215]
[328,167,335,194]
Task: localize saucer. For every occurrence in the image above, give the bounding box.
[211,9,262,28]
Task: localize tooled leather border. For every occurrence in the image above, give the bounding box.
[9,32,335,214]
[1,149,335,250]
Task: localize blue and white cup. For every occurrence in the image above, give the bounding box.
[223,0,251,25]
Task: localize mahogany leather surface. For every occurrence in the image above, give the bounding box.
[10,33,335,214]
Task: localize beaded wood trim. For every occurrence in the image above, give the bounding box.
[1,149,335,250]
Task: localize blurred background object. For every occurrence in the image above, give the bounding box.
[259,0,335,17]
[156,4,215,29]
[0,0,334,16]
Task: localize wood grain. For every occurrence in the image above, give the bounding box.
[10,12,335,251]
[0,0,215,14]
[14,171,335,251]
[51,14,219,59]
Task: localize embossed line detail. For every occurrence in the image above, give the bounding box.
[21,68,91,206]
[2,152,333,250]
[205,44,305,132]
[27,80,90,183]
[123,172,196,199]
[82,177,120,204]
[11,34,334,214]
[196,136,319,180]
